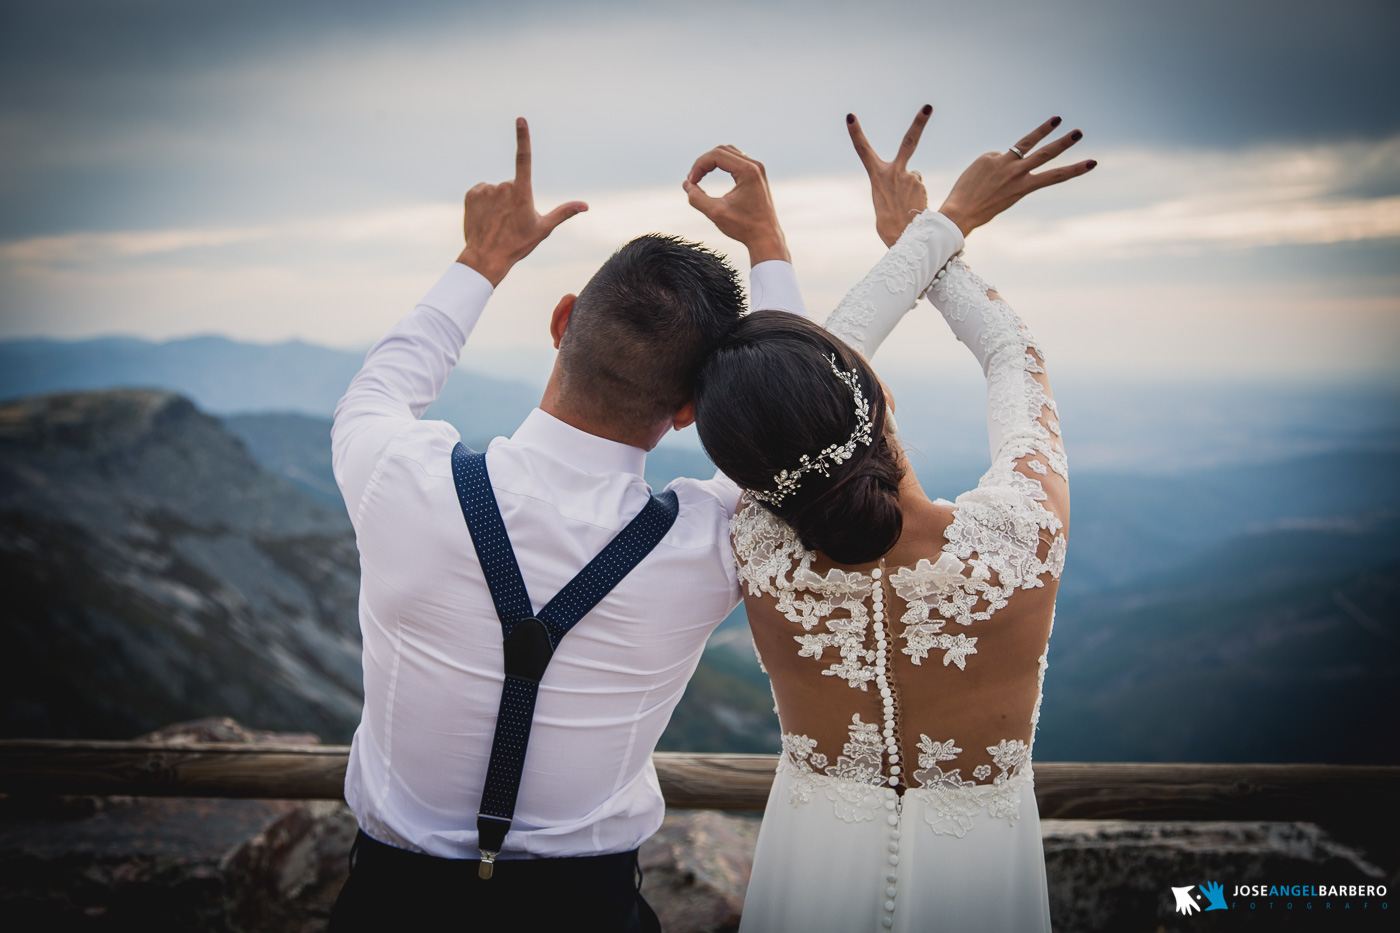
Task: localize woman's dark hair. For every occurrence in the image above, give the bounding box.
[695,311,905,565]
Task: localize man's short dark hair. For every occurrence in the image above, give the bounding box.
[556,234,745,435]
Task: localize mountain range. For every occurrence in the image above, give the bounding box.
[2,335,1397,761]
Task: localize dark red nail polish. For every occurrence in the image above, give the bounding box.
[1070,130,1082,141]
[921,104,932,116]
[1050,116,1062,128]
[1086,160,1098,169]
[847,113,855,124]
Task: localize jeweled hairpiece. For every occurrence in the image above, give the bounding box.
[749,354,875,506]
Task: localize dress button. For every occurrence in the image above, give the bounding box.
[873,611,885,622]
[885,899,897,912]
[872,568,883,579]
[887,841,898,854]
[887,813,898,826]
[887,873,898,884]
[886,885,897,898]
[882,917,894,929]
[888,854,899,866]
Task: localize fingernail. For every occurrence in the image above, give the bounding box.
[1086,160,1098,169]
[682,180,691,190]
[921,104,932,116]
[847,113,855,124]
[516,117,525,128]
[1050,116,1062,128]
[1070,130,1083,141]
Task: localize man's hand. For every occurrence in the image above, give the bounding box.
[847,106,932,247]
[937,116,1096,237]
[683,146,790,265]
[456,118,588,287]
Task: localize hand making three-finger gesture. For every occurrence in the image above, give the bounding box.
[456,118,589,287]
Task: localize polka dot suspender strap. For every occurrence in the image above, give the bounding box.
[450,443,680,878]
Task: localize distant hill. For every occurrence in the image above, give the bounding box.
[4,332,1400,762]
[0,389,774,753]
[217,409,1400,762]
[223,412,342,507]
[0,335,542,447]
[1037,559,1400,764]
[0,390,363,741]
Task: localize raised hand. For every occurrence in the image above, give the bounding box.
[847,106,933,247]
[937,116,1096,237]
[683,145,790,265]
[456,118,588,287]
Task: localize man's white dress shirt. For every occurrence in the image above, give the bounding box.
[332,259,806,860]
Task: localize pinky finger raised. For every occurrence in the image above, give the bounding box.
[1029,159,1098,190]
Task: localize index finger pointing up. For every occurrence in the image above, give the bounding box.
[514,117,532,194]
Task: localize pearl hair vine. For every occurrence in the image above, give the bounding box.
[748,354,875,506]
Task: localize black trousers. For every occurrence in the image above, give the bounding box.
[328,830,663,933]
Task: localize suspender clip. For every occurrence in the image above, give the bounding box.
[478,849,498,880]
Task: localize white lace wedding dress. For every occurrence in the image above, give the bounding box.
[734,211,1066,932]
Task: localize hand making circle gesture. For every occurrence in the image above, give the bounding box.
[683,145,791,265]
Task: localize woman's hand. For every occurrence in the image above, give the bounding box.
[847,106,932,247]
[937,117,1096,237]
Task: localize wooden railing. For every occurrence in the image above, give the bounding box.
[2,740,1398,828]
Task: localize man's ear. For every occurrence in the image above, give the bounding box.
[671,399,696,432]
[550,294,577,349]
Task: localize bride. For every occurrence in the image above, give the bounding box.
[690,110,1092,931]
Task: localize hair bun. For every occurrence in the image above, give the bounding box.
[785,434,904,565]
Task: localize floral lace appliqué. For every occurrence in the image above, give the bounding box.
[778,715,887,823]
[912,735,1033,837]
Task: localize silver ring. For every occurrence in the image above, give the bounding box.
[911,170,922,181]
[1008,145,1027,159]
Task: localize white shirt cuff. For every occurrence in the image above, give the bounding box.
[749,260,807,317]
[419,261,495,338]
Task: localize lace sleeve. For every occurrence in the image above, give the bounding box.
[923,257,1068,592]
[823,210,965,358]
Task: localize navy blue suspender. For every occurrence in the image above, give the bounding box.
[450,442,679,878]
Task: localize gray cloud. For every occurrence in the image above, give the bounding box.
[0,0,1396,241]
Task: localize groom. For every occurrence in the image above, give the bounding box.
[326,119,806,931]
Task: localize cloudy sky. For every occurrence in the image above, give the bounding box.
[2,0,1397,385]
